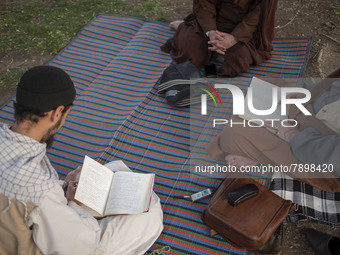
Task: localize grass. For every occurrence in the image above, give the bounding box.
[0,0,168,88]
[0,68,28,89]
[335,6,340,15]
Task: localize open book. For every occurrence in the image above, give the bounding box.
[239,77,289,124]
[74,156,155,218]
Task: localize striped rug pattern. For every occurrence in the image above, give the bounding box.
[0,15,311,255]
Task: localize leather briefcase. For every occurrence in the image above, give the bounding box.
[202,173,294,250]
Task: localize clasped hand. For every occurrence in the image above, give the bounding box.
[208,30,238,55]
[64,166,82,205]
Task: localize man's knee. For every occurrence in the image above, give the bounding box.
[206,120,247,159]
[218,42,253,77]
[217,64,238,77]
[220,121,248,148]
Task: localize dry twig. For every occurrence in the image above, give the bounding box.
[321,33,340,45]
[276,5,304,29]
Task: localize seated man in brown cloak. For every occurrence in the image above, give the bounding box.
[161,0,278,77]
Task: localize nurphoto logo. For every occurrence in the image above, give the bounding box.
[200,83,223,107]
[200,81,312,128]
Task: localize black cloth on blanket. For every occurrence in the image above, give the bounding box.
[270,175,340,226]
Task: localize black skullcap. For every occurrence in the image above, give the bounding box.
[16,65,76,112]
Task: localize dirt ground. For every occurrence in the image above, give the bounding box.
[1,1,339,254]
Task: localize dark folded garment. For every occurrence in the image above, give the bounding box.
[158,60,203,107]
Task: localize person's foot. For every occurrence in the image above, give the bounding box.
[225,154,260,168]
[169,20,184,30]
[305,228,340,255]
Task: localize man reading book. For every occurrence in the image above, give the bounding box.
[0,65,163,255]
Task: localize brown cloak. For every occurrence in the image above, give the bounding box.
[161,0,278,77]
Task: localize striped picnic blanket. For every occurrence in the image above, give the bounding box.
[0,15,311,255]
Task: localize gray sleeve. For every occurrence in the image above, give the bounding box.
[290,127,340,168]
[311,80,340,113]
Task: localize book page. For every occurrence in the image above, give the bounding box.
[240,77,288,122]
[105,160,132,173]
[104,172,154,215]
[75,156,114,216]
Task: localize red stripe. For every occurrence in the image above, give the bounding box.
[204,83,223,106]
